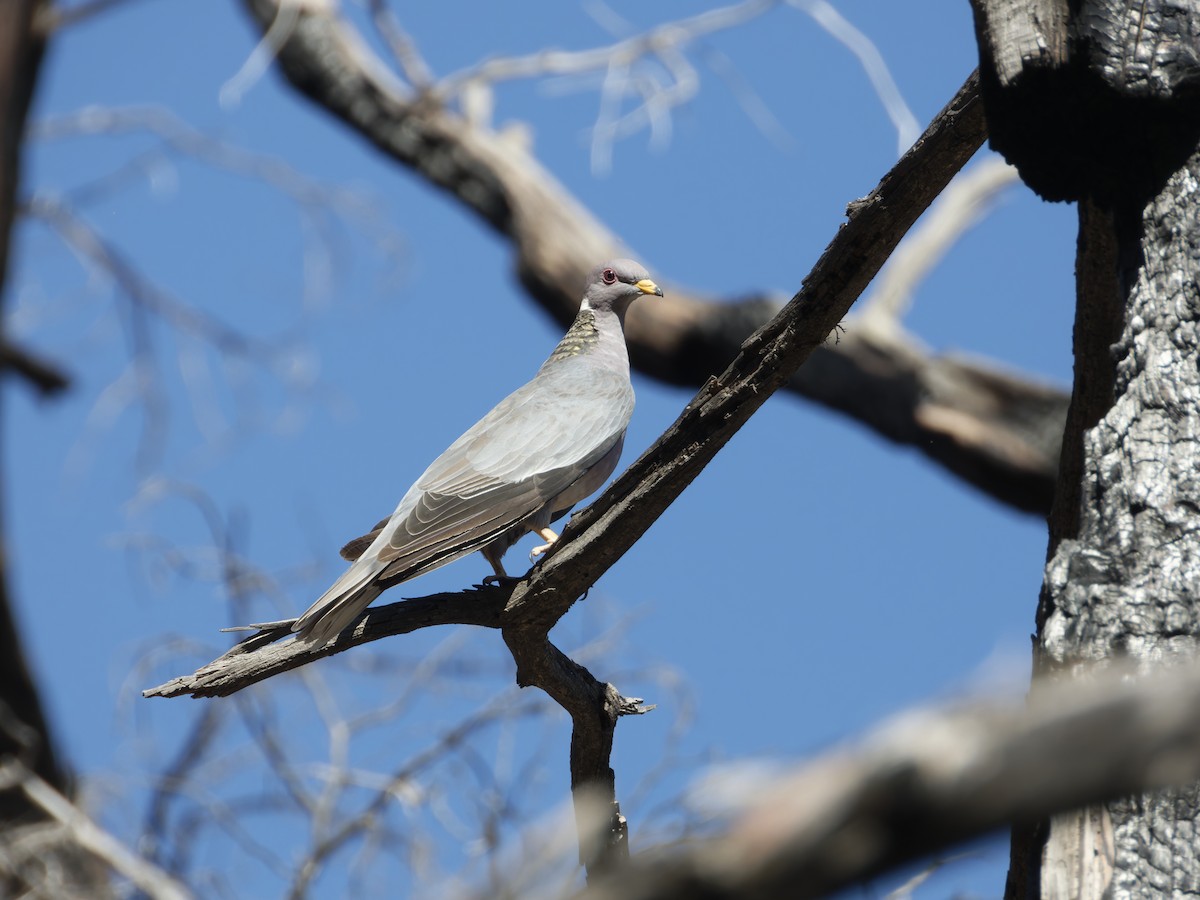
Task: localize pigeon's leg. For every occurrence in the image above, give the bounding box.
[481,546,512,586]
[529,526,560,561]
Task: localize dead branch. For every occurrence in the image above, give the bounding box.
[24,194,322,472]
[239,0,1063,515]
[859,157,1020,325]
[32,104,404,258]
[144,588,505,699]
[795,156,1053,505]
[792,0,920,154]
[148,69,985,879]
[0,335,69,396]
[4,762,191,900]
[574,663,1200,900]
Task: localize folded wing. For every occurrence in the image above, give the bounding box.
[293,365,632,643]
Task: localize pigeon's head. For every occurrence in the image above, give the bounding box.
[582,259,662,316]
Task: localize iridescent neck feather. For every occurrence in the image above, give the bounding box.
[547,309,600,363]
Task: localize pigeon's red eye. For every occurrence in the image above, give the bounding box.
[601,268,617,284]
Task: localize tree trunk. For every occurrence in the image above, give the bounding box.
[0,0,65,807]
[0,0,110,894]
[1037,144,1200,897]
[970,0,1200,896]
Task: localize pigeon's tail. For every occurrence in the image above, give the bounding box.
[292,566,382,647]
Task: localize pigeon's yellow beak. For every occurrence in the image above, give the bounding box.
[635,278,663,297]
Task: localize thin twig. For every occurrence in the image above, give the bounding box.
[859,156,1020,328]
[436,0,778,97]
[366,0,434,89]
[145,71,986,700]
[12,764,192,900]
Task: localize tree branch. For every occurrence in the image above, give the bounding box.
[574,663,1200,900]
[148,67,985,879]
[0,337,69,396]
[143,587,506,699]
[147,71,987,691]
[3,762,190,900]
[237,0,1062,514]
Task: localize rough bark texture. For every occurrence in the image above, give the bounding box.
[239,0,1067,517]
[971,1,1200,896]
[1040,199,1124,573]
[1038,145,1200,898]
[1006,196,1126,899]
[971,0,1200,203]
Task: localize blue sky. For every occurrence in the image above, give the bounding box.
[8,1,1075,895]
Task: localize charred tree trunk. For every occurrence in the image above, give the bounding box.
[969,0,1200,896]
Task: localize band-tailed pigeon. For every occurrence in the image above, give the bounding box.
[293,260,661,645]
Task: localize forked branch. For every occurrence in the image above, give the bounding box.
[237,0,1059,514]
[147,70,985,878]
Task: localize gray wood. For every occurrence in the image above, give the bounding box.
[575,664,1200,900]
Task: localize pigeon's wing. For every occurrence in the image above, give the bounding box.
[294,365,631,644]
[293,258,660,646]
[340,517,390,561]
[376,365,633,572]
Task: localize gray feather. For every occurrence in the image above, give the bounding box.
[294,259,661,646]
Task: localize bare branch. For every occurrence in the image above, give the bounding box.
[859,156,1021,328]
[821,157,1060,513]
[32,104,404,259]
[148,68,985,882]
[792,0,920,153]
[366,0,433,90]
[37,0,144,33]
[220,0,305,109]
[143,588,507,698]
[575,663,1200,900]
[140,705,225,877]
[5,763,191,900]
[0,335,69,396]
[23,193,326,472]
[435,0,777,98]
[239,0,1062,515]
[26,195,273,359]
[0,10,101,895]
[288,690,549,895]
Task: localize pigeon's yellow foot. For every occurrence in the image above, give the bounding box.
[529,526,560,561]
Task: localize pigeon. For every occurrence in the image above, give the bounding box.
[292,260,662,645]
